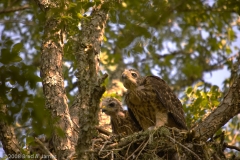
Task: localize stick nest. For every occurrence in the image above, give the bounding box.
[91,126,231,160]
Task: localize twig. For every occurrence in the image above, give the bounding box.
[99,151,112,159]
[126,140,146,160]
[111,151,114,160]
[34,137,57,160]
[98,133,109,141]
[0,5,30,14]
[165,135,201,160]
[67,151,76,160]
[98,140,111,156]
[125,141,134,157]
[135,139,150,160]
[105,127,170,150]
[96,126,111,136]
[171,128,180,160]
[100,145,133,153]
[92,138,103,150]
[98,73,108,84]
[0,20,35,25]
[108,130,151,150]
[224,143,240,152]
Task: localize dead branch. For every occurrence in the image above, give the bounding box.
[34,137,57,160]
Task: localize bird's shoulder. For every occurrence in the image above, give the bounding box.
[140,75,166,86]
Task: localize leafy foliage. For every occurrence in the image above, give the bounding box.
[183,82,222,127]
[0,0,240,158]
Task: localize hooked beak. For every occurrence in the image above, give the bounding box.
[121,73,127,80]
[101,106,107,113]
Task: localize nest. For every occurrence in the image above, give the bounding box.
[93,127,229,160]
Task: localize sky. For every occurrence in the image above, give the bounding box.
[204,66,230,88]
[204,28,240,90]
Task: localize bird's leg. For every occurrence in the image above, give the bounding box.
[147,126,157,130]
[155,110,168,128]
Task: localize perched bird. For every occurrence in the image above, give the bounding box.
[121,69,188,130]
[101,97,142,136]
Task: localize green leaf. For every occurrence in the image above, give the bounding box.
[12,43,23,53]
[12,56,22,62]
[193,97,202,106]
[227,28,235,41]
[186,87,193,95]
[225,45,232,54]
[26,136,35,145]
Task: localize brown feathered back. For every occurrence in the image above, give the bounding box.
[122,69,187,130]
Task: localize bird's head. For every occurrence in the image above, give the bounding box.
[101,97,123,117]
[121,69,141,90]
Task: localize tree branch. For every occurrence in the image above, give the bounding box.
[73,3,109,159]
[0,100,23,160]
[192,75,240,141]
[0,5,30,14]
[0,20,35,25]
[224,143,240,152]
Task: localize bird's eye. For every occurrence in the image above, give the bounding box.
[109,102,115,107]
[131,72,137,78]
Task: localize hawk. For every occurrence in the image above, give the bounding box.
[121,69,187,130]
[101,97,142,136]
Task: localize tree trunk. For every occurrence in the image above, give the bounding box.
[39,1,75,159]
[73,4,108,159]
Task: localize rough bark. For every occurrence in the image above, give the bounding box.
[73,4,108,159]
[193,75,240,141]
[39,1,75,159]
[0,101,23,160]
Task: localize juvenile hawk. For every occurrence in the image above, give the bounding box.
[121,69,187,130]
[101,97,142,136]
